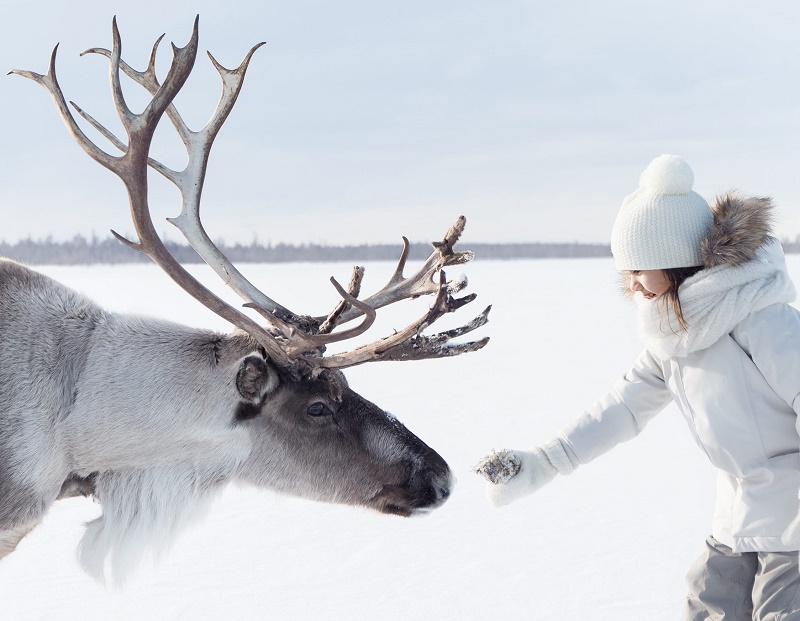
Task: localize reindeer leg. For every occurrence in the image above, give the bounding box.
[0,521,40,558]
[0,473,89,560]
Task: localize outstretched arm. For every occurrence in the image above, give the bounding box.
[477,348,671,506]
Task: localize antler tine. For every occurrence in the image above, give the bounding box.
[289,277,377,355]
[317,266,365,335]
[373,305,491,363]
[9,45,125,177]
[329,215,473,326]
[310,271,490,369]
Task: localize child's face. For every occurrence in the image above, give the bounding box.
[628,270,670,299]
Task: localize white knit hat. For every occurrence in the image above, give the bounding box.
[611,154,713,271]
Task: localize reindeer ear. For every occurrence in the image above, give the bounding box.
[236,355,279,404]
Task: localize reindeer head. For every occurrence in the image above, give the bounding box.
[234,359,451,515]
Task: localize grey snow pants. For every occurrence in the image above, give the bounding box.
[682,536,800,620]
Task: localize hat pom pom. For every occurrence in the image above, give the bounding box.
[639,154,694,195]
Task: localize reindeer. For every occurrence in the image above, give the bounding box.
[3,18,490,583]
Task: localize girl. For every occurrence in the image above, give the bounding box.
[476,154,800,620]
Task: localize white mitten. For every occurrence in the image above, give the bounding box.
[474,438,575,507]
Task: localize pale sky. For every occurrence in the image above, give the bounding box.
[2,0,800,246]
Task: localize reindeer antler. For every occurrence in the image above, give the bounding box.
[10,17,490,371]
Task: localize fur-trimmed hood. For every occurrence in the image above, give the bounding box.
[700,193,775,269]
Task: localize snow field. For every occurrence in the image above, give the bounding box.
[1,255,798,620]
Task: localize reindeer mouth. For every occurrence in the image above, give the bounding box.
[371,471,453,517]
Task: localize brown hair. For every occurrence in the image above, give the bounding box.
[621,266,702,332]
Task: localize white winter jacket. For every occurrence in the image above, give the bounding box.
[559,230,800,553]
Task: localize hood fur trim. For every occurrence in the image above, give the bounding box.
[700,192,774,268]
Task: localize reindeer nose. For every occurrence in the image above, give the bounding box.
[418,463,454,509]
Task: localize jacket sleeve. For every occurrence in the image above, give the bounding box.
[558,348,672,466]
[730,303,800,417]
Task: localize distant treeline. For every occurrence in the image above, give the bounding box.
[1,234,798,265]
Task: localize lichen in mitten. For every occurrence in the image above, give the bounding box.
[472,449,521,484]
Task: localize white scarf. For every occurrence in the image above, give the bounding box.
[636,238,796,359]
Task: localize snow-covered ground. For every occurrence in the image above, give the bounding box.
[2,255,798,620]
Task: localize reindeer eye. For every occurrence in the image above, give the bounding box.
[307,402,333,417]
